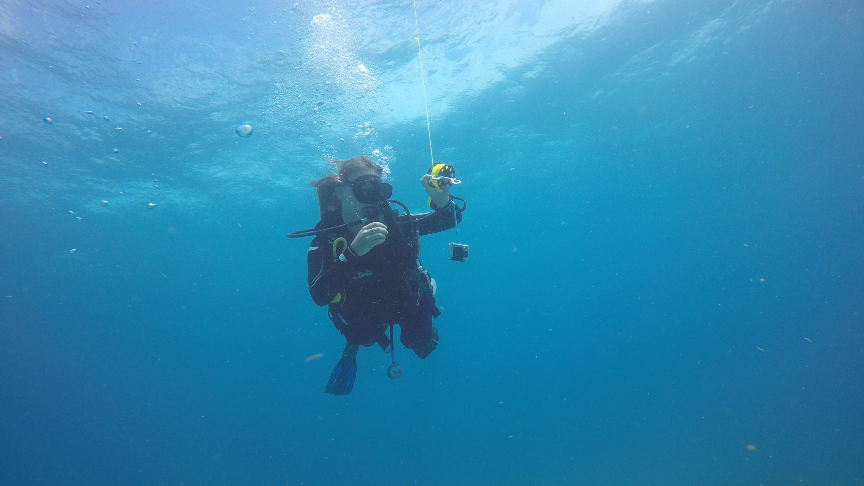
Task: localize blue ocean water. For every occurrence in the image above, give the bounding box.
[1,0,863,485]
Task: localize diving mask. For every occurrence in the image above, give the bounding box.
[349,174,393,204]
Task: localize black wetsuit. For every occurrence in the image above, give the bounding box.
[307,201,462,358]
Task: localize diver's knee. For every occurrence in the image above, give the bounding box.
[413,327,439,359]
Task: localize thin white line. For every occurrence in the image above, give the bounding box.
[413,0,434,166]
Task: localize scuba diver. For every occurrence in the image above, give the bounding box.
[289,156,464,395]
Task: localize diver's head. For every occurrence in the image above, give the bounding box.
[309,155,390,224]
[335,171,391,224]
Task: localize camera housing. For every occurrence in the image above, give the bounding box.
[448,243,469,262]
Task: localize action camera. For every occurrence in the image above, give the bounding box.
[448,243,469,262]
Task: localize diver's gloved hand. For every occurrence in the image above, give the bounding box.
[351,222,388,256]
[421,174,451,208]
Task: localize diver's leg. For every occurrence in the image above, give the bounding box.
[399,291,439,359]
[330,308,385,347]
[412,326,439,360]
[325,309,390,394]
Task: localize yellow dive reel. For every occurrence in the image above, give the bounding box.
[426,162,461,208]
[428,162,457,189]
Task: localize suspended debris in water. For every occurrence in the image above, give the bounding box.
[147,203,157,208]
[100,200,108,207]
[236,124,253,137]
[43,117,53,124]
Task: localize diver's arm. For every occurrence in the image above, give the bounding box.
[408,200,463,236]
[307,238,356,307]
[409,173,463,236]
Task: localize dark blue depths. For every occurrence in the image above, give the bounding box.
[1,1,863,485]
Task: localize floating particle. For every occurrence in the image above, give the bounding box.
[746,444,756,451]
[759,278,765,282]
[114,127,122,131]
[103,115,110,121]
[147,202,157,208]
[68,210,74,215]
[41,161,47,165]
[113,148,119,153]
[305,353,323,362]
[153,184,159,188]
[358,64,369,74]
[69,248,77,254]
[85,110,93,114]
[76,216,82,221]
[100,200,108,207]
[43,117,53,124]
[804,337,812,342]
[756,347,764,351]
[235,124,253,137]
